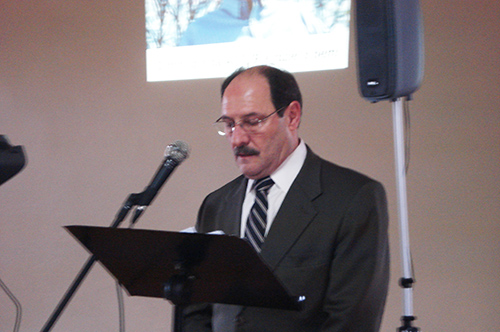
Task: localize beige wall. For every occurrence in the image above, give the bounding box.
[1,1,499,331]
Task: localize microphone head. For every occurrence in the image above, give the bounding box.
[165,140,190,163]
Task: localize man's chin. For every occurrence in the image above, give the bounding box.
[236,157,260,178]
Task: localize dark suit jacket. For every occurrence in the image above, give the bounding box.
[184,147,390,332]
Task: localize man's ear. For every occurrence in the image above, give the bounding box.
[287,101,302,129]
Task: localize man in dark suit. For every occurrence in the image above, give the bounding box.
[184,65,389,331]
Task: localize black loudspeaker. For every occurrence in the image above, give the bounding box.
[355,0,424,102]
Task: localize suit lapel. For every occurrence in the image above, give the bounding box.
[221,176,247,236]
[260,148,322,269]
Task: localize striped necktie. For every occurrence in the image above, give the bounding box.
[244,176,274,252]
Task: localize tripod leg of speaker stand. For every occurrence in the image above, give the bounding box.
[392,99,420,332]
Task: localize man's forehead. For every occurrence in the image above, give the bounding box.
[222,74,271,109]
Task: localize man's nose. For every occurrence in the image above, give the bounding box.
[230,125,250,146]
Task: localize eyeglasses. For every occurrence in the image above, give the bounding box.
[214,106,286,136]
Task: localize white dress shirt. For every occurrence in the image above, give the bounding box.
[240,139,307,238]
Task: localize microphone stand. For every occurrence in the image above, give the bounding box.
[40,192,141,332]
[392,98,420,332]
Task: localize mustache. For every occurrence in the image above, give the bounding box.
[233,145,260,157]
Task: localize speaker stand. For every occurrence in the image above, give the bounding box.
[392,98,420,332]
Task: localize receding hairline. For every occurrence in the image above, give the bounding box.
[221,66,272,97]
[220,65,303,110]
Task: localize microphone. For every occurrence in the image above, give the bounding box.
[131,140,189,224]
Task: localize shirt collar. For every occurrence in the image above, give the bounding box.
[246,139,307,193]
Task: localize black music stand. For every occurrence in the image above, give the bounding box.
[65,226,303,332]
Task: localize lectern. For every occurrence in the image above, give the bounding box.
[66,226,303,331]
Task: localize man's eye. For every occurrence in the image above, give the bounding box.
[244,118,261,126]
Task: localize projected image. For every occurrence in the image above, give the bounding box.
[145,0,351,81]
